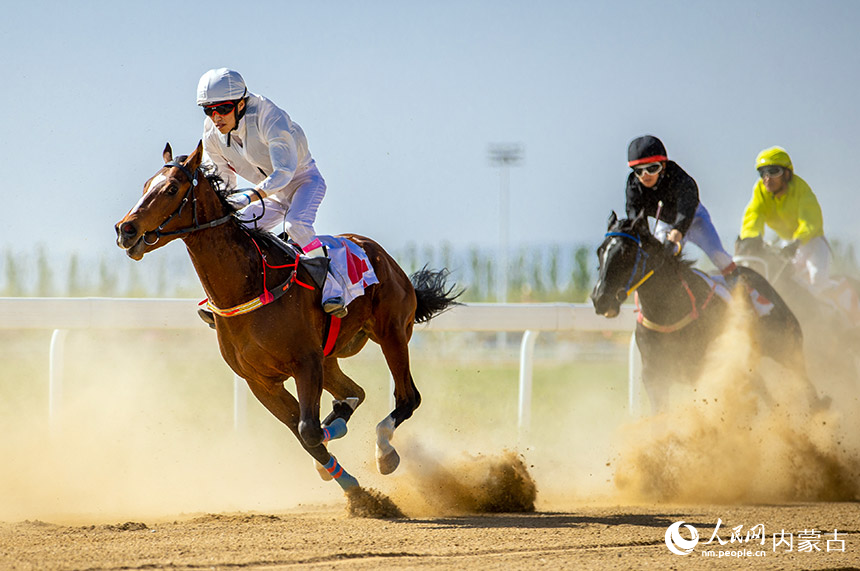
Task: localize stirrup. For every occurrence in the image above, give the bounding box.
[323,297,348,318]
[197,308,216,329]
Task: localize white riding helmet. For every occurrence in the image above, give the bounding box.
[196,68,247,106]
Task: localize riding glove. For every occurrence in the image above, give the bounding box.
[225,189,264,210]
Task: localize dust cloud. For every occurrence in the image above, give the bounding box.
[388,441,536,517]
[345,486,405,518]
[0,330,340,524]
[612,289,860,504]
[0,329,540,524]
[2,293,856,525]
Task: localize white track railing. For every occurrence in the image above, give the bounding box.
[0,298,640,435]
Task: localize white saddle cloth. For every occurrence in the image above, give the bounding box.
[319,236,379,306]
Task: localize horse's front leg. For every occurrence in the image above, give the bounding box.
[294,357,326,448]
[640,359,671,415]
[244,376,359,490]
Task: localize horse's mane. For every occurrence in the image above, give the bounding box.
[203,163,228,196]
[611,217,696,272]
[239,220,301,258]
[179,158,296,256]
[174,155,229,198]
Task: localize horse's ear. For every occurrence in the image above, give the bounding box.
[163,143,173,164]
[188,140,204,169]
[632,210,649,234]
[607,211,618,230]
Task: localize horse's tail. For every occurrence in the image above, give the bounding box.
[411,267,463,324]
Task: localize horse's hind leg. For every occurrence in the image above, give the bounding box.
[243,377,359,490]
[321,358,366,429]
[312,360,364,478]
[375,326,420,475]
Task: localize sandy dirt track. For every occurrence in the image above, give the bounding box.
[2,502,859,570]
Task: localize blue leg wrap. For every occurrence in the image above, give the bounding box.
[323,456,359,490]
[322,417,348,442]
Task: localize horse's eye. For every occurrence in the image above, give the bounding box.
[166,184,179,196]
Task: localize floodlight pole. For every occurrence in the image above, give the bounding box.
[488,143,524,304]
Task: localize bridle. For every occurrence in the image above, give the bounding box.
[605,230,720,333]
[604,231,655,296]
[142,160,236,245]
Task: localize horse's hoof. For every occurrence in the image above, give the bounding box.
[322,398,361,427]
[315,456,334,481]
[343,397,360,411]
[376,448,400,475]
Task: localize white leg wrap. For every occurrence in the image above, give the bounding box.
[375,415,396,459]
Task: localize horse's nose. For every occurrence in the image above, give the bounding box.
[590,285,606,314]
[117,221,136,239]
[115,221,139,248]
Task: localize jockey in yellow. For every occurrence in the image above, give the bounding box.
[740,147,829,289]
[740,147,859,323]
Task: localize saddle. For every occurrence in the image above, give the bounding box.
[272,232,328,290]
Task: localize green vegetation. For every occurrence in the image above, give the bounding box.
[0,243,597,302]
[4,238,856,300]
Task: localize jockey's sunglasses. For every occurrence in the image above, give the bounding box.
[203,102,236,117]
[758,166,785,178]
[632,162,663,177]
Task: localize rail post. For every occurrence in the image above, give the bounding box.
[518,330,539,442]
[49,329,68,429]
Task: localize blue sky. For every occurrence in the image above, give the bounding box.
[3,1,859,265]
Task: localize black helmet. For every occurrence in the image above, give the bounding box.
[628,135,668,167]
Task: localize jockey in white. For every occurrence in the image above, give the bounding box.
[197,68,347,317]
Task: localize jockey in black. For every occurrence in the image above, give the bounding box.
[624,135,736,276]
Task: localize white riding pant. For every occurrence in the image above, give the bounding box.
[235,163,345,302]
[236,163,325,249]
[654,203,734,272]
[792,236,831,291]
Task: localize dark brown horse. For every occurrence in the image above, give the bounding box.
[115,142,459,491]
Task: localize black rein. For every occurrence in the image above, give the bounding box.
[145,160,234,244]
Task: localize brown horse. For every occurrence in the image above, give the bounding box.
[115,141,460,490]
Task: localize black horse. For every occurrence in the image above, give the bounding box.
[736,236,860,378]
[735,237,860,328]
[591,212,820,413]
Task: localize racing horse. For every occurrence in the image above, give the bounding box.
[115,142,460,490]
[591,212,822,413]
[736,236,860,379]
[735,236,860,331]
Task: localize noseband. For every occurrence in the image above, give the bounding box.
[604,231,655,296]
[143,160,234,245]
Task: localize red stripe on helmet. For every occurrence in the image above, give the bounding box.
[628,155,668,167]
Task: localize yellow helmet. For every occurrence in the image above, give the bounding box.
[755,146,793,171]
